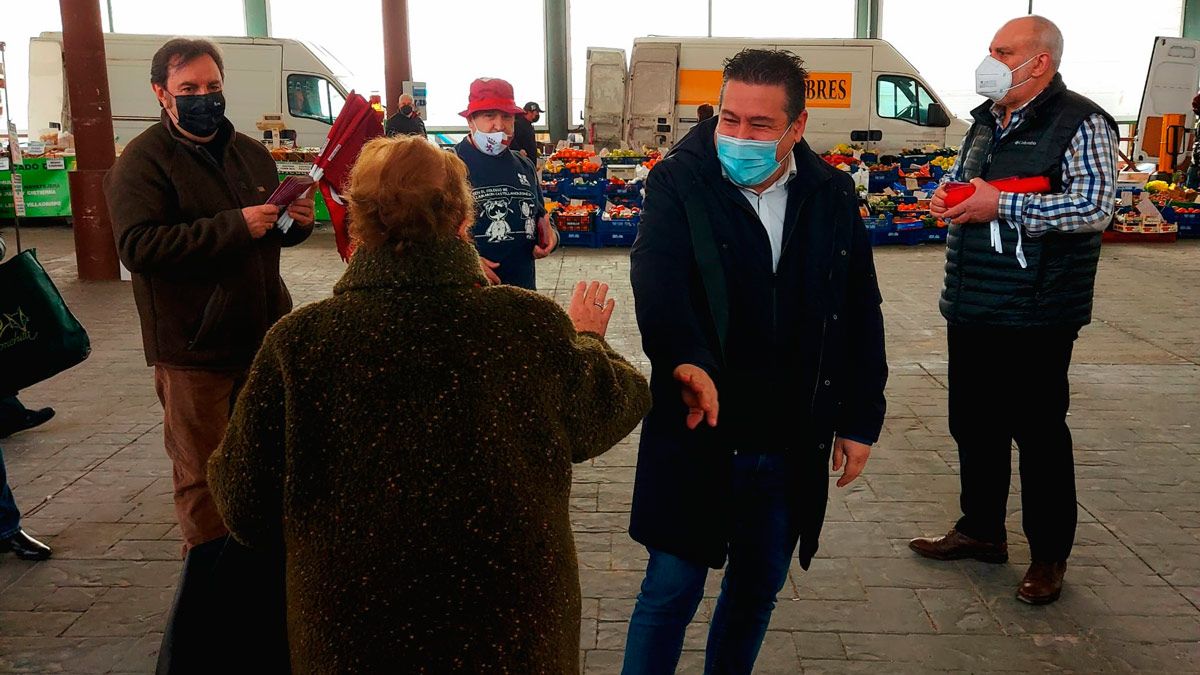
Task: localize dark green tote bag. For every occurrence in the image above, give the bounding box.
[0,248,91,393]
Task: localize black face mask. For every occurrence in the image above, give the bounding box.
[169,91,226,138]
[400,105,414,117]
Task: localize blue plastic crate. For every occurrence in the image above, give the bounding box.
[868,169,899,193]
[902,226,948,245]
[864,216,901,246]
[605,182,644,201]
[559,228,600,247]
[1179,221,1200,238]
[560,179,607,201]
[597,218,639,247]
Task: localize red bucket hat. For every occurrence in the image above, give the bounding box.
[459,77,526,118]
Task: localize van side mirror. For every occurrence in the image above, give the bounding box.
[927,103,951,128]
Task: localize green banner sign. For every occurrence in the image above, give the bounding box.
[0,158,330,222]
[0,157,76,218]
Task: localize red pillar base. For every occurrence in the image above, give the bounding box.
[67,169,120,281]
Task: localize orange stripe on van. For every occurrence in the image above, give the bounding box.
[678,69,724,106]
[676,70,853,109]
[806,73,853,109]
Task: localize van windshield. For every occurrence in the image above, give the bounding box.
[288,74,345,125]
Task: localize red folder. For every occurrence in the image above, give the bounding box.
[943,176,1051,209]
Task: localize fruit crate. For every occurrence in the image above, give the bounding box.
[868,168,900,193]
[540,179,562,196]
[560,178,607,201]
[605,180,644,201]
[902,226,948,245]
[863,215,901,246]
[559,229,600,247]
[1102,229,1177,244]
[602,155,649,166]
[899,154,931,168]
[552,211,595,232]
[597,217,640,247]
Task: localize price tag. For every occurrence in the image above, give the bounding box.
[1136,195,1162,219]
[46,158,66,170]
[0,157,8,171]
[28,141,45,155]
[7,123,20,163]
[12,173,26,217]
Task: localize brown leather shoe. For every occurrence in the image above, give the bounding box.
[908,528,1008,563]
[1017,561,1066,605]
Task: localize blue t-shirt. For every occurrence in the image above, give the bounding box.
[455,140,546,290]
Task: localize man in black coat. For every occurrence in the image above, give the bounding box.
[511,101,542,162]
[385,93,427,138]
[625,49,887,674]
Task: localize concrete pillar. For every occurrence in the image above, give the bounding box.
[1185,0,1200,38]
[59,0,119,281]
[244,0,271,38]
[855,0,881,39]
[381,0,412,118]
[544,0,570,142]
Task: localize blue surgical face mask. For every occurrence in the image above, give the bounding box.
[715,124,793,187]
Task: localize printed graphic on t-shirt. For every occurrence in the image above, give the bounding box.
[470,185,537,244]
[520,202,537,236]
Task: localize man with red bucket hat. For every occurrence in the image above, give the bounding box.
[454,77,558,289]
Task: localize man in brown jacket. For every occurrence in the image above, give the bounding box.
[104,38,315,552]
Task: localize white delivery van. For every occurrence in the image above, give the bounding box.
[585,37,970,154]
[1134,36,1200,162]
[28,32,351,148]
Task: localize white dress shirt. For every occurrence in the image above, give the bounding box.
[729,153,798,271]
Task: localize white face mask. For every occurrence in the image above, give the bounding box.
[975,54,1040,102]
[471,129,509,156]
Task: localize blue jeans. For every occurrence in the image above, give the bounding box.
[623,453,800,675]
[0,444,21,538]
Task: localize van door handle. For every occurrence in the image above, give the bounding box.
[851,130,884,142]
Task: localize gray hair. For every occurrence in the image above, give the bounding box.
[1026,15,1064,69]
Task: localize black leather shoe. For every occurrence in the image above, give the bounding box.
[909,528,1008,563]
[0,530,53,560]
[0,407,55,439]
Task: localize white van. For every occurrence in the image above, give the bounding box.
[28,32,351,149]
[1134,36,1200,162]
[585,37,970,154]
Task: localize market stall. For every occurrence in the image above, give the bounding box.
[542,147,654,248]
[0,155,75,219]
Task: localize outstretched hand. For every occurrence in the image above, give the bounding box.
[673,364,718,430]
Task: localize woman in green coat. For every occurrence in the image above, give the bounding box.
[208,135,651,674]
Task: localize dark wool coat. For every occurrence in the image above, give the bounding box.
[629,118,888,570]
[208,237,651,674]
